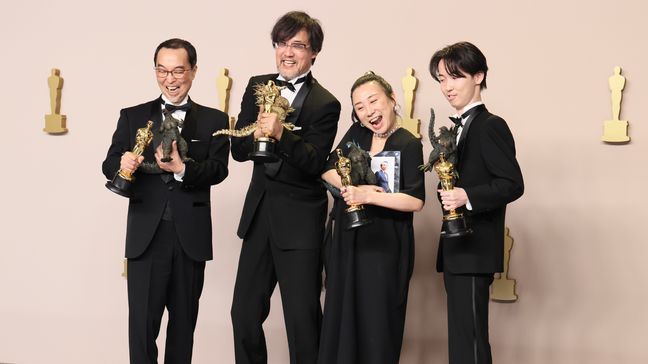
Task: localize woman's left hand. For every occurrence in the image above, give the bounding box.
[341,185,383,205]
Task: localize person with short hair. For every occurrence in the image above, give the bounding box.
[229,11,340,364]
[375,161,392,193]
[102,38,230,363]
[430,41,524,364]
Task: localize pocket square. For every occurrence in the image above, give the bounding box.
[190,139,201,142]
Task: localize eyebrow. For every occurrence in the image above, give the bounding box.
[353,93,378,107]
[156,65,189,70]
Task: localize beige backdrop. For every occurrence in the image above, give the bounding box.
[2,0,647,363]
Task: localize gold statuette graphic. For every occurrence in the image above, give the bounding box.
[401,67,421,138]
[335,149,371,230]
[213,80,295,162]
[105,121,154,197]
[216,68,232,114]
[44,68,68,134]
[491,227,518,302]
[435,153,472,238]
[601,66,630,143]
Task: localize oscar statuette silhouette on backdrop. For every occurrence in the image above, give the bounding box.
[44,68,68,134]
[491,227,518,302]
[601,66,630,143]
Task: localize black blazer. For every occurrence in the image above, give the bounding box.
[437,105,524,274]
[102,98,230,261]
[231,73,340,249]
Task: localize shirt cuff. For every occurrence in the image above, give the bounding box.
[465,199,473,211]
[173,165,186,182]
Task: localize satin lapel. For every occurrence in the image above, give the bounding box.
[181,99,198,141]
[457,104,487,153]
[286,72,314,125]
[145,99,163,160]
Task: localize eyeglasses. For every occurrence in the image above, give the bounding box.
[273,42,310,52]
[155,67,192,79]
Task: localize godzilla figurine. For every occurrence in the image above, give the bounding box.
[346,141,376,186]
[139,113,192,174]
[213,80,295,137]
[419,107,460,173]
[322,142,376,199]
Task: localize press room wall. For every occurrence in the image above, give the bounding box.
[2,0,647,363]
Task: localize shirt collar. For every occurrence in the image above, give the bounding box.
[160,95,190,107]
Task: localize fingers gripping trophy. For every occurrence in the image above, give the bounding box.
[335,148,371,230]
[105,121,154,197]
[213,80,295,162]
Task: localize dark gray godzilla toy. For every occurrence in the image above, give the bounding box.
[420,108,460,173]
[346,141,376,186]
[139,113,192,174]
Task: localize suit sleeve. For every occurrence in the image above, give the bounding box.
[102,109,132,180]
[465,117,524,212]
[230,77,259,162]
[182,110,230,189]
[276,96,341,177]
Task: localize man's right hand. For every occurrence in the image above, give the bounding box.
[120,152,144,174]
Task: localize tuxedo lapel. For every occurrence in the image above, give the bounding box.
[144,100,163,160]
[286,72,313,124]
[457,104,487,153]
[181,99,198,141]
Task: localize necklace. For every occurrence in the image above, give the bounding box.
[373,121,401,139]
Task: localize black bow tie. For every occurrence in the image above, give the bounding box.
[449,116,463,126]
[274,76,306,92]
[163,101,191,113]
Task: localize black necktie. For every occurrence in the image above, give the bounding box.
[164,101,191,113]
[274,76,306,92]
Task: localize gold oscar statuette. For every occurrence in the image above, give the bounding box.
[335,149,372,230]
[435,152,472,238]
[212,80,295,163]
[105,121,154,198]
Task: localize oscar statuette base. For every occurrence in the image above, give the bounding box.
[441,213,472,238]
[249,136,279,162]
[105,172,134,198]
[491,278,518,302]
[345,205,372,230]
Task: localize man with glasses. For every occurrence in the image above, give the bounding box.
[102,38,230,363]
[230,11,340,364]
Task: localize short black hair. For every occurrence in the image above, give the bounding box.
[154,38,197,68]
[350,71,397,123]
[429,41,488,90]
[271,11,324,64]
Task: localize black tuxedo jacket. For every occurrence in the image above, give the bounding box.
[231,73,340,249]
[102,98,230,261]
[437,105,524,274]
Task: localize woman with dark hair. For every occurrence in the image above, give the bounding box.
[319,72,425,364]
